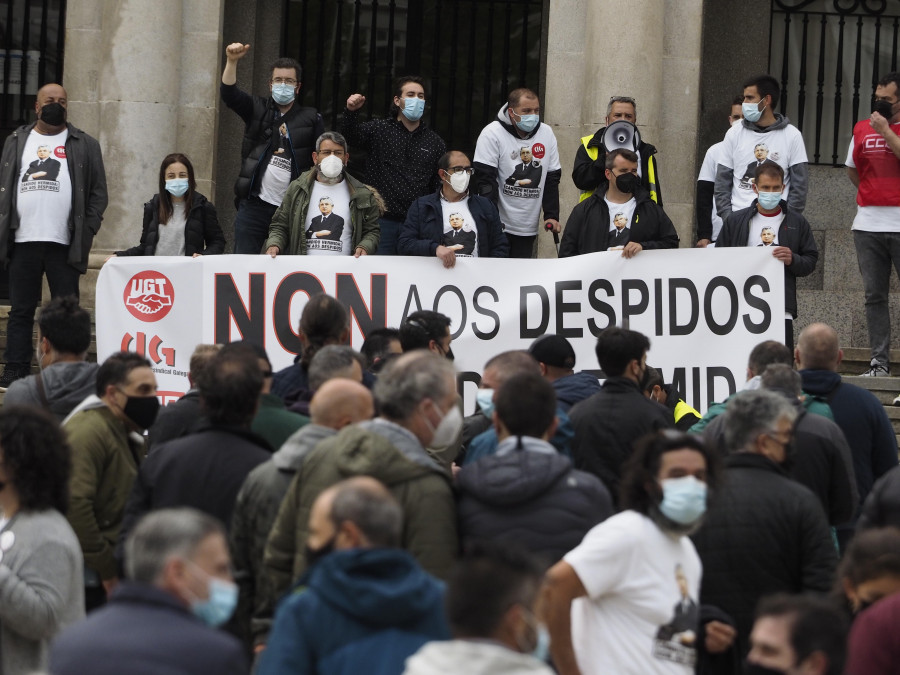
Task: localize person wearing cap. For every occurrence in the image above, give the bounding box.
[529,334,601,412]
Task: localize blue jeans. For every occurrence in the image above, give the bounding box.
[234,197,278,254]
[377,216,403,255]
[854,230,900,365]
[5,242,80,367]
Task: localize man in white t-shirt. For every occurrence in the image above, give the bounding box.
[265,132,381,257]
[696,96,743,247]
[714,74,809,222]
[541,432,734,675]
[846,71,900,377]
[0,82,107,388]
[472,88,561,258]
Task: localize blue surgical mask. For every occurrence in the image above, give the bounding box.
[742,100,765,123]
[401,97,425,121]
[165,178,189,197]
[515,112,540,133]
[756,191,782,210]
[476,388,495,419]
[189,565,238,627]
[272,83,296,105]
[659,475,707,525]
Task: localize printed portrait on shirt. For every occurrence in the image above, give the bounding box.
[21,144,61,183]
[652,564,699,667]
[307,196,345,242]
[504,146,543,189]
[442,212,477,256]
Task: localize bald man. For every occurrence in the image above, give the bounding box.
[0,83,108,388]
[230,379,373,643]
[796,322,898,548]
[259,476,448,673]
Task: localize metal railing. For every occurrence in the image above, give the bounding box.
[282,0,546,157]
[0,0,66,138]
[771,0,900,165]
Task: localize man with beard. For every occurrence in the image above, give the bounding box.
[690,390,837,662]
[542,432,733,675]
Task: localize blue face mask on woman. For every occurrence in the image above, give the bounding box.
[165,178,189,197]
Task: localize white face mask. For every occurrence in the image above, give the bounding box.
[426,403,463,451]
[318,154,344,179]
[446,170,471,194]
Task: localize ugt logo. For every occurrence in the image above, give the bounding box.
[124,271,174,322]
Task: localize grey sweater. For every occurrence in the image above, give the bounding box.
[0,509,85,674]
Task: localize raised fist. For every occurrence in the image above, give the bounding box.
[226,43,251,60]
[346,94,366,111]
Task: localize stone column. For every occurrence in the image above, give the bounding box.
[542,0,703,256]
[64,0,225,255]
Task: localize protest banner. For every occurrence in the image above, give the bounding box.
[96,249,785,412]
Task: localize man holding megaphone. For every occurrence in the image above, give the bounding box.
[572,95,663,205]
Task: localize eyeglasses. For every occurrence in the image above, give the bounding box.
[448,166,475,175]
[317,149,346,157]
[272,78,298,86]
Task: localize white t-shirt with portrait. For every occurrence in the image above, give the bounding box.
[564,510,702,675]
[474,119,561,237]
[698,140,725,242]
[258,117,293,206]
[439,195,478,257]
[747,210,784,247]
[16,128,72,244]
[604,195,637,236]
[305,179,353,255]
[719,121,807,213]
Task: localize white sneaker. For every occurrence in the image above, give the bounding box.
[893,393,900,406]
[861,360,892,377]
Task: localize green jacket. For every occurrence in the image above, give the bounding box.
[64,406,144,579]
[251,393,307,451]
[690,388,834,434]
[256,421,457,644]
[264,169,382,255]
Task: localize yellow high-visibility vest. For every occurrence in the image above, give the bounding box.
[578,134,659,204]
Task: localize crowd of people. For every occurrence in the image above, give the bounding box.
[1,40,900,675]
[0,290,894,674]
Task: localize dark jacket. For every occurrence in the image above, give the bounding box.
[398,190,509,258]
[48,582,248,675]
[119,426,271,546]
[799,369,899,507]
[568,376,673,500]
[147,389,205,449]
[572,131,662,204]
[116,193,225,256]
[0,122,107,273]
[456,438,613,567]
[559,188,678,257]
[251,393,308,452]
[704,403,858,526]
[463,405,575,465]
[715,201,818,318]
[3,361,97,422]
[858,465,900,531]
[220,83,323,203]
[552,371,602,412]
[690,453,838,656]
[258,549,449,675]
[230,424,336,644]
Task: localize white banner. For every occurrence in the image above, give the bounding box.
[96,249,785,412]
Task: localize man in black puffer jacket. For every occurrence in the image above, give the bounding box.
[221,42,324,253]
[691,390,837,663]
[457,373,612,568]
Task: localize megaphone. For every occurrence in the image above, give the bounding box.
[600,120,641,152]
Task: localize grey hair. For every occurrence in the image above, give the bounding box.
[318,196,334,206]
[607,95,636,117]
[316,131,348,153]
[761,364,802,398]
[754,143,769,151]
[308,345,364,390]
[723,389,798,453]
[330,478,403,548]
[374,351,456,421]
[124,508,224,584]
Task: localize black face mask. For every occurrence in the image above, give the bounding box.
[304,536,336,569]
[121,394,160,431]
[40,102,66,127]
[743,660,787,675]
[615,172,639,194]
[873,99,894,119]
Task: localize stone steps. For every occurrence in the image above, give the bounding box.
[839,348,900,376]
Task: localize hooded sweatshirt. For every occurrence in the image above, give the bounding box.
[472,103,561,236]
[457,436,612,567]
[3,361,98,421]
[404,640,555,675]
[259,548,449,675]
[552,371,602,412]
[714,113,809,218]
